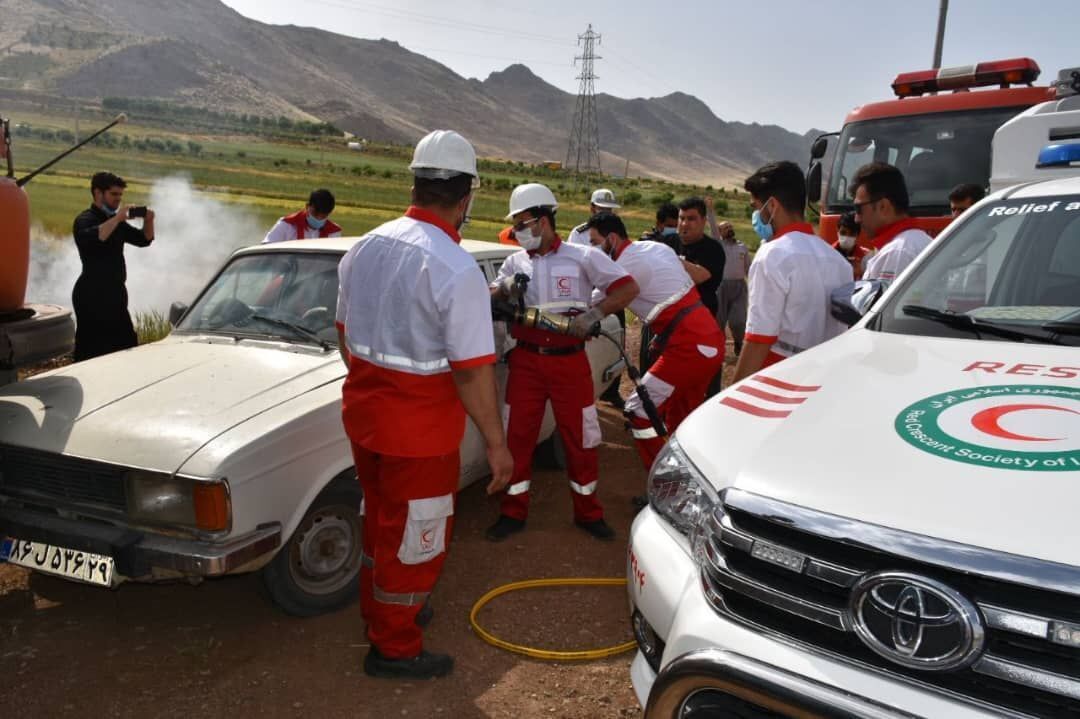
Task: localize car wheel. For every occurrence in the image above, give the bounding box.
[262,476,362,617]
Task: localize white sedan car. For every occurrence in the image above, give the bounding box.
[0,237,625,615]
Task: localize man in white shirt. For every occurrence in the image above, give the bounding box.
[263,189,342,243]
[734,161,853,383]
[566,188,621,246]
[488,183,639,542]
[851,163,933,282]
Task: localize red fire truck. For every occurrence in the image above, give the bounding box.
[808,58,1055,244]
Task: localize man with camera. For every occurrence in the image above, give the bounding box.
[71,171,154,361]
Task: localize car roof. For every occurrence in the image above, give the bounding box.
[985,174,1080,201]
[233,236,517,259]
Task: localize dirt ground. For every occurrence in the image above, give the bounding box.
[0,324,738,719]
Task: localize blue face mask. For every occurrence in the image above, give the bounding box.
[100,201,118,217]
[661,226,678,236]
[307,214,327,230]
[751,200,775,242]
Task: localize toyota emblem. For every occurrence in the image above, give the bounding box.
[850,572,985,671]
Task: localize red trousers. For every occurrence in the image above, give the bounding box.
[500,348,604,523]
[351,443,458,659]
[627,320,724,470]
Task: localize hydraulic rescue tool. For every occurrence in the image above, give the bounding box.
[491,273,668,438]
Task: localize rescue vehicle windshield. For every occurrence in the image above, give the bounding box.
[875,193,1080,346]
[826,107,1026,216]
[177,251,342,345]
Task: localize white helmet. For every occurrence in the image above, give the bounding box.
[410,130,477,179]
[506,183,558,219]
[590,188,620,209]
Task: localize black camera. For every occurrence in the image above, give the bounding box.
[128,206,148,218]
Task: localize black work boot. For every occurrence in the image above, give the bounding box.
[575,518,616,540]
[415,600,434,628]
[363,646,453,679]
[599,381,625,410]
[485,515,526,542]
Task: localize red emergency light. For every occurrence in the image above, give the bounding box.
[892,58,1041,98]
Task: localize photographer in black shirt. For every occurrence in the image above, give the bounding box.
[71,172,155,361]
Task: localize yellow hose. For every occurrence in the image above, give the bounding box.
[469,577,637,661]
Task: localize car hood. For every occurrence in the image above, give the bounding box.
[0,337,345,473]
[678,328,1080,566]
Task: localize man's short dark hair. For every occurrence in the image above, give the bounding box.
[412,175,473,209]
[838,211,860,234]
[91,171,126,194]
[949,183,985,205]
[743,161,806,214]
[585,211,627,240]
[851,162,909,213]
[677,197,707,216]
[308,188,336,215]
[656,202,679,224]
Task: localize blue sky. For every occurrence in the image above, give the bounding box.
[221,0,1076,134]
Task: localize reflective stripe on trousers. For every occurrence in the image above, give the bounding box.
[373,585,429,607]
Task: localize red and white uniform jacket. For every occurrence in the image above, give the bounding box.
[863,218,933,282]
[602,239,701,334]
[263,210,342,244]
[336,207,494,457]
[494,237,632,348]
[745,223,853,367]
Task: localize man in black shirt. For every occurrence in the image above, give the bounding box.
[71,172,155,361]
[666,197,725,317]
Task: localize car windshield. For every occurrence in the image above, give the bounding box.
[876,193,1080,346]
[826,107,1025,215]
[177,251,343,345]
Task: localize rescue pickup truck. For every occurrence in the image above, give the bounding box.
[629,95,1080,717]
[0,238,625,616]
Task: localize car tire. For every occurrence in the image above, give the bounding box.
[533,433,567,470]
[262,475,363,617]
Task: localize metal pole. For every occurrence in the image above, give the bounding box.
[932,0,949,69]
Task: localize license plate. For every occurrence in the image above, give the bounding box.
[1,537,115,587]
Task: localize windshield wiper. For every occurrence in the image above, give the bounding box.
[902,305,1066,345]
[1042,321,1080,337]
[250,314,332,351]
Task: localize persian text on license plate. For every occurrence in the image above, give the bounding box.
[1,537,115,587]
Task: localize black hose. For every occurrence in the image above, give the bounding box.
[595,330,668,438]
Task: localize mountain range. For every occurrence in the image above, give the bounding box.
[0,0,821,185]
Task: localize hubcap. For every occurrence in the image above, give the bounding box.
[289,504,361,596]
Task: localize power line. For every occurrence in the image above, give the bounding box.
[403,45,570,69]
[305,0,577,47]
[565,24,602,174]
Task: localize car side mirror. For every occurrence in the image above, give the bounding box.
[810,136,829,160]
[168,301,189,327]
[806,162,823,204]
[831,280,886,326]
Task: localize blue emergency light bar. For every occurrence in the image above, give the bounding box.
[1036,143,1080,168]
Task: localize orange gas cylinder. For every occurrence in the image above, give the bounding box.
[0,177,30,313]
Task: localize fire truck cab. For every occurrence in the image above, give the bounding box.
[808,58,1055,245]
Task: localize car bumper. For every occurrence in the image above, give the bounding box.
[627,507,1012,719]
[0,504,280,580]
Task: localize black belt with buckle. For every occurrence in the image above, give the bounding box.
[515,341,585,356]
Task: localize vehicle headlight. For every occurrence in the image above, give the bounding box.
[648,437,718,552]
[125,471,231,533]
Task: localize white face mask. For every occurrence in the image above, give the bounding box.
[516,225,542,251]
[838,235,856,250]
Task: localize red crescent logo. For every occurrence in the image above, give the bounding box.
[421,529,435,545]
[970,404,1079,442]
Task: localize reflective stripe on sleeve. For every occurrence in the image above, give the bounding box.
[570,480,598,496]
[373,585,429,607]
[505,481,531,496]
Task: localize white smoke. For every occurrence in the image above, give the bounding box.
[27,176,261,314]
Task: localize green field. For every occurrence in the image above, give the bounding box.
[8,108,760,249]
